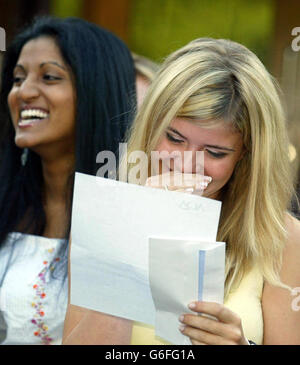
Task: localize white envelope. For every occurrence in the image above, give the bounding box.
[70,173,222,329]
[149,237,225,344]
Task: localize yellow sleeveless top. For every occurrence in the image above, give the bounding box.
[131,266,264,345]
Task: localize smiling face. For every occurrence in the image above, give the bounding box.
[154,117,244,199]
[7,36,76,156]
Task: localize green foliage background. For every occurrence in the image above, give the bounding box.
[51,0,275,67]
[51,0,83,18]
[128,0,274,67]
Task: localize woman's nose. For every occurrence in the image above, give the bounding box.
[18,77,40,101]
[174,149,204,174]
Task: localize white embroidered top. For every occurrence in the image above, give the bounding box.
[0,232,68,345]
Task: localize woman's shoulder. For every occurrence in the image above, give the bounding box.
[282,213,300,283]
[261,213,300,344]
[285,213,300,247]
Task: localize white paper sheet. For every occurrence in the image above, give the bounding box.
[70,172,222,329]
[149,238,225,344]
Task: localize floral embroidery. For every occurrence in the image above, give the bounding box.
[30,250,61,345]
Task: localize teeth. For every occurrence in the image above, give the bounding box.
[19,119,41,127]
[20,109,49,119]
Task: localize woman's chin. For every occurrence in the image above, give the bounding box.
[14,136,35,150]
[200,189,219,200]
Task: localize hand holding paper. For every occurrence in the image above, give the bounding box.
[149,237,225,344]
[179,301,249,345]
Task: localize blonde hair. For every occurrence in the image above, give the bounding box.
[124,38,294,299]
[132,52,159,82]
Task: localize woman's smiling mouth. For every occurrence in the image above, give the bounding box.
[18,108,49,127]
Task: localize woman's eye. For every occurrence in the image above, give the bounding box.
[43,74,61,81]
[166,132,184,144]
[206,150,227,158]
[13,76,24,84]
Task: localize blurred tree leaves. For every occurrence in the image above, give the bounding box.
[51,0,83,18]
[128,0,274,67]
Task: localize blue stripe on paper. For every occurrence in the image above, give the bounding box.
[198,250,206,301]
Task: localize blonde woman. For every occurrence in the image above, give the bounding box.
[63,38,300,345]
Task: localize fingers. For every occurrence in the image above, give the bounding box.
[179,324,234,345]
[178,302,248,345]
[179,314,243,344]
[188,301,241,325]
[191,339,206,345]
[145,172,212,192]
[179,313,228,338]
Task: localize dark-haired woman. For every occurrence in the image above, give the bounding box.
[0,16,136,345]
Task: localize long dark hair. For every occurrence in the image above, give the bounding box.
[0,16,136,247]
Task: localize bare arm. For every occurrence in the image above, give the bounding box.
[62,237,133,345]
[63,304,133,345]
[262,215,300,344]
